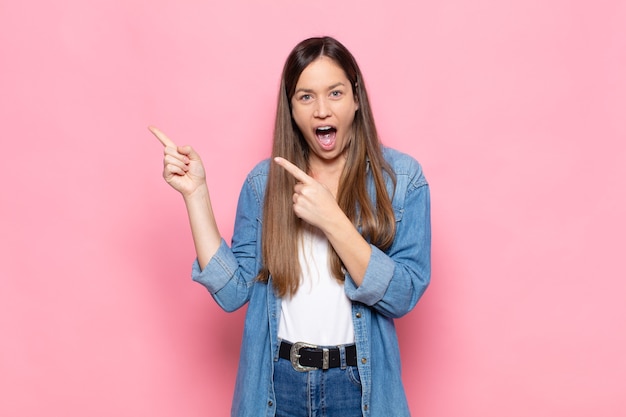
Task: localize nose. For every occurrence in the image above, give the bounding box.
[314,98,330,118]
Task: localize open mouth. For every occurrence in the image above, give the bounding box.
[315,126,337,148]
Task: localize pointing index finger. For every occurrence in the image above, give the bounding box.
[148,126,177,148]
[274,157,311,183]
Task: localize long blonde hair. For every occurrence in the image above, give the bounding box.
[258,37,396,297]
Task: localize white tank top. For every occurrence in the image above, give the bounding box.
[277,227,355,346]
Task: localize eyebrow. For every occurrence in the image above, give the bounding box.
[294,82,347,95]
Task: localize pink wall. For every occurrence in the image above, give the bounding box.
[1,0,625,415]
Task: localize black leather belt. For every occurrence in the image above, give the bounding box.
[279,341,357,372]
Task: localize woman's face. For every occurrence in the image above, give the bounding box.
[291,56,359,167]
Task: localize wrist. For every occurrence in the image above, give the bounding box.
[182,184,210,204]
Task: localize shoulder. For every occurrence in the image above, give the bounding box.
[247,158,271,178]
[382,146,428,188]
[237,159,270,204]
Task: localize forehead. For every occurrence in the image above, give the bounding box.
[295,56,350,88]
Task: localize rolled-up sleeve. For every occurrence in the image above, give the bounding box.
[345,162,431,318]
[190,164,267,312]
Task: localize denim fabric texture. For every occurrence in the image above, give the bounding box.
[273,356,362,417]
[192,147,431,417]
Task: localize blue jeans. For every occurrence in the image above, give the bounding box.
[273,356,363,417]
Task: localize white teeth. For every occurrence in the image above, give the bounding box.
[317,126,332,131]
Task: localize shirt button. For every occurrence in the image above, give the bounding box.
[268,401,273,407]
[364,404,369,411]
[361,357,367,364]
[356,312,362,318]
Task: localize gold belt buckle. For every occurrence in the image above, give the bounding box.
[290,342,329,372]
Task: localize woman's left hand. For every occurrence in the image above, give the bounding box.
[273,157,342,231]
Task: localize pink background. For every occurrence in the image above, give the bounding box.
[1,0,625,415]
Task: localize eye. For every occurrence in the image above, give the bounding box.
[299,94,313,102]
[330,90,343,98]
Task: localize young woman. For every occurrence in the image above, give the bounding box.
[150,36,431,417]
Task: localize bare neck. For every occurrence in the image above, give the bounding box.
[308,156,345,198]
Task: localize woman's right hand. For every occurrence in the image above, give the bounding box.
[149,126,206,197]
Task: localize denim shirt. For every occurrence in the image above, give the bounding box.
[191,147,431,417]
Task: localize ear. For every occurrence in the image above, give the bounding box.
[353,82,360,110]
